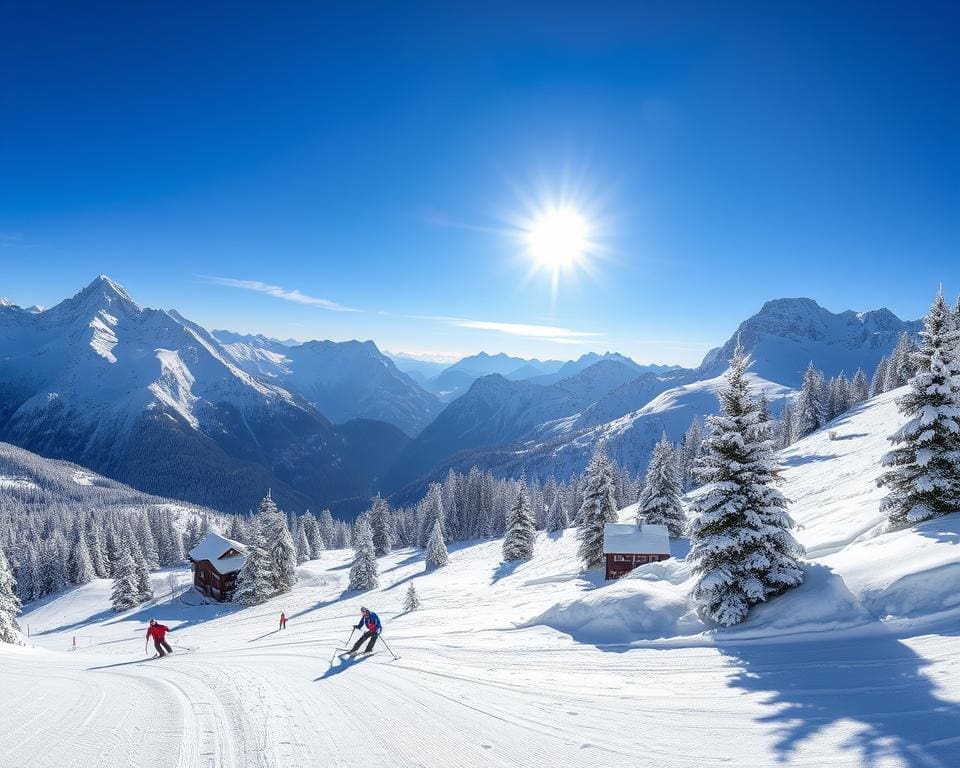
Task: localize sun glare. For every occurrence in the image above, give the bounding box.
[526,207,590,269]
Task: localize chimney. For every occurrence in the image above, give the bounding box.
[636,515,646,530]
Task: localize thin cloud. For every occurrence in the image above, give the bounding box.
[411,314,602,345]
[203,277,360,313]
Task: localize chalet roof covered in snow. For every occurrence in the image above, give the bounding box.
[188,531,247,574]
[602,523,671,555]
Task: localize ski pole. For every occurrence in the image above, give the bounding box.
[330,628,355,664]
[378,633,399,661]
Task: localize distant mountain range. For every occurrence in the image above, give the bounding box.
[0,277,407,515]
[381,297,920,500]
[390,349,679,401]
[213,331,442,436]
[0,277,921,516]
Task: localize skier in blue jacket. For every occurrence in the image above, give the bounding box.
[348,607,382,655]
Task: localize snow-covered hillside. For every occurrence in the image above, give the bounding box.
[0,440,215,524]
[4,389,959,767]
[529,388,960,643]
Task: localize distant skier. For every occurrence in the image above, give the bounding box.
[348,607,381,655]
[279,612,287,630]
[146,619,173,657]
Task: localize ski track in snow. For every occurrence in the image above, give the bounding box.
[4,389,960,767]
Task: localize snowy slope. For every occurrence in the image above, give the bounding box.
[5,388,960,767]
[529,388,960,642]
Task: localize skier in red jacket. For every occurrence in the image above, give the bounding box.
[146,619,173,657]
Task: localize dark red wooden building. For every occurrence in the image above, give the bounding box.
[187,531,247,602]
[603,522,671,580]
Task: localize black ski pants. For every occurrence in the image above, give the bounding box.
[154,638,173,657]
[350,630,378,654]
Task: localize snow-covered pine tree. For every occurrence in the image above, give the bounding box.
[0,545,25,645]
[871,356,889,397]
[757,392,771,423]
[425,518,448,570]
[87,520,110,578]
[680,418,704,489]
[688,338,805,627]
[878,291,960,528]
[544,492,568,532]
[419,483,446,547]
[234,521,273,606]
[370,494,393,556]
[257,491,297,594]
[885,331,916,391]
[110,549,140,612]
[295,524,310,564]
[637,436,687,537]
[793,361,826,439]
[780,401,794,449]
[403,581,420,611]
[348,517,380,590]
[135,511,160,570]
[601,455,620,523]
[301,512,325,559]
[442,469,464,541]
[577,443,617,570]
[68,524,95,585]
[502,481,536,562]
[317,510,336,550]
[128,533,154,602]
[831,372,851,418]
[851,368,870,404]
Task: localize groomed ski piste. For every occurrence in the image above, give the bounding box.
[3,389,959,767]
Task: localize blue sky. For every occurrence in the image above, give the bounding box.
[1,3,957,366]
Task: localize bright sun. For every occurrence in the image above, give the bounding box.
[526,207,590,269]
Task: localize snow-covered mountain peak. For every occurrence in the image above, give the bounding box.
[697,297,921,387]
[44,275,142,327]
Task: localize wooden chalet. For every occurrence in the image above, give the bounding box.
[187,531,247,602]
[603,522,671,580]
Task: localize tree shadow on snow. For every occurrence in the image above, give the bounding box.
[828,432,869,441]
[381,550,425,573]
[36,590,239,637]
[383,570,421,591]
[780,453,838,467]
[913,513,960,546]
[288,593,350,622]
[491,559,524,584]
[716,580,960,766]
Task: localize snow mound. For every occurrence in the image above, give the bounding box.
[522,558,699,644]
[526,388,960,646]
